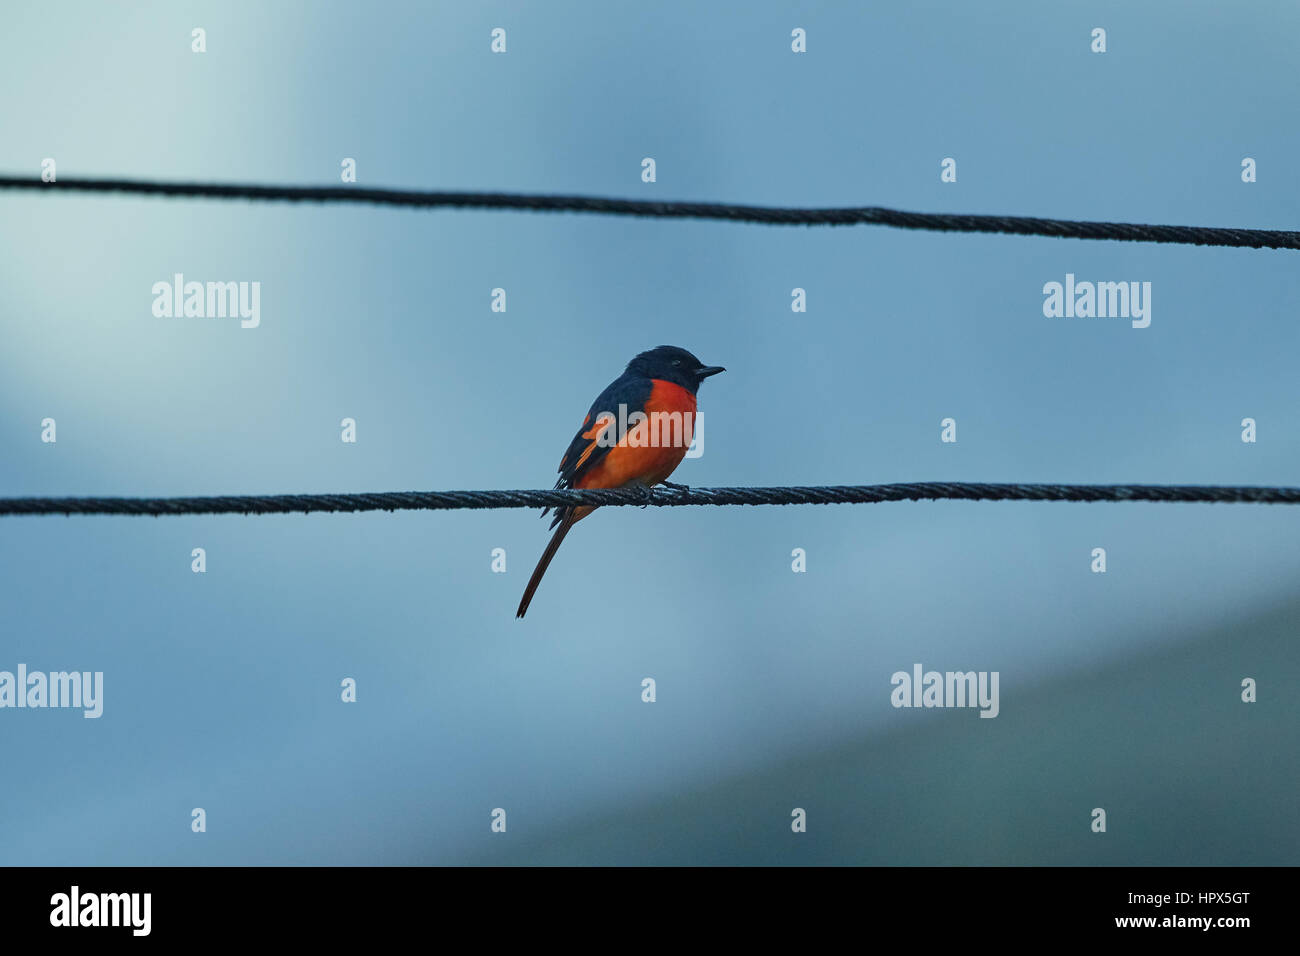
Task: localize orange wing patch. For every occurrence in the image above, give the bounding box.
[567,412,615,475]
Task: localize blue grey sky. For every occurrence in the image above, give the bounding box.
[1,1,1296,864]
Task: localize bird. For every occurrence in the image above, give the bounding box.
[516,345,725,618]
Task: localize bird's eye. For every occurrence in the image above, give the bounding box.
[672,359,681,366]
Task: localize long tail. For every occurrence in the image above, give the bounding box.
[516,509,579,618]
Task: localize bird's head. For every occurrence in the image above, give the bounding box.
[627,345,725,394]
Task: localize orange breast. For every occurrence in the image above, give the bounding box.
[574,380,697,490]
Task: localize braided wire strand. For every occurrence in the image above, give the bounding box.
[2,177,1297,249]
[2,483,1299,517]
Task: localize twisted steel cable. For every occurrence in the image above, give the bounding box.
[2,483,1298,517]
[2,177,1297,249]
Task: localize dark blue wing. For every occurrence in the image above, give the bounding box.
[555,371,653,488]
[539,371,653,529]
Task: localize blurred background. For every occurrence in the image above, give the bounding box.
[0,0,1296,865]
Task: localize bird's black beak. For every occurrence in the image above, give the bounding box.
[698,366,726,378]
